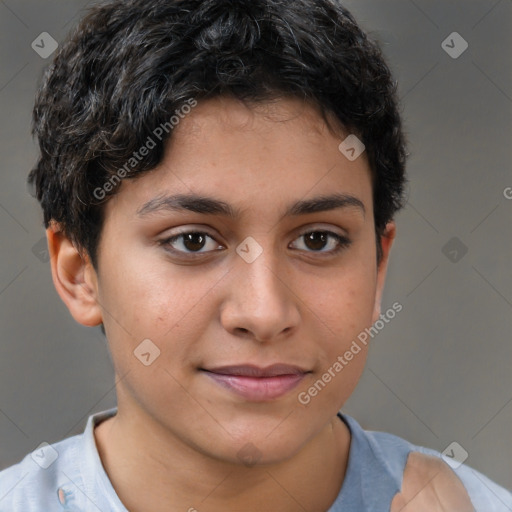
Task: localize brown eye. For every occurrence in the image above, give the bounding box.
[181,233,207,251]
[160,232,223,255]
[304,232,329,251]
[290,231,351,255]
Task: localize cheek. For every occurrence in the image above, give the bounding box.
[99,247,208,329]
[97,247,227,377]
[300,252,377,396]
[308,262,378,339]
[296,281,374,414]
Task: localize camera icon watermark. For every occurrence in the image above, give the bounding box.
[441,32,468,59]
[32,236,50,263]
[133,338,161,366]
[237,442,263,467]
[31,442,59,469]
[442,441,468,469]
[236,237,263,264]
[442,237,468,263]
[504,187,512,200]
[31,32,58,59]
[338,134,365,162]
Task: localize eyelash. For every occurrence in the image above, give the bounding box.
[158,230,352,258]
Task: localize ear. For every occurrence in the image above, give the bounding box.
[46,223,103,327]
[372,221,396,324]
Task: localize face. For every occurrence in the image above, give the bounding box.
[79,96,394,464]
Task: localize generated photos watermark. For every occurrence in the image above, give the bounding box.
[298,301,403,405]
[93,98,198,201]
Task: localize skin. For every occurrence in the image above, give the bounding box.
[391,452,474,512]
[48,96,397,511]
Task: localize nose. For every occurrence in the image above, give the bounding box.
[220,247,301,343]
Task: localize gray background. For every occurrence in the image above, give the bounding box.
[0,0,511,493]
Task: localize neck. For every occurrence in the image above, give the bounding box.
[94,405,351,512]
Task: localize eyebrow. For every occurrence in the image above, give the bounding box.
[136,192,365,219]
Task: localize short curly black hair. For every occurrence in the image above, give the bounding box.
[29,0,407,268]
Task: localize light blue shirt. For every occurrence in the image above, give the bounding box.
[1,407,511,511]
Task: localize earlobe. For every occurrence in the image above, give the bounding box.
[372,222,396,324]
[46,224,103,327]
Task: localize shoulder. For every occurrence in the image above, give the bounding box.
[341,415,512,512]
[0,434,82,511]
[390,451,474,511]
[373,432,512,511]
[358,428,474,509]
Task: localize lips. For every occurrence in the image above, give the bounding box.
[201,364,310,401]
[203,363,309,377]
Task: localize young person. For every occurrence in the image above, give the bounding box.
[1,0,511,510]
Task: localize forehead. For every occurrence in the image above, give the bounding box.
[171,96,349,153]
[105,96,373,219]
